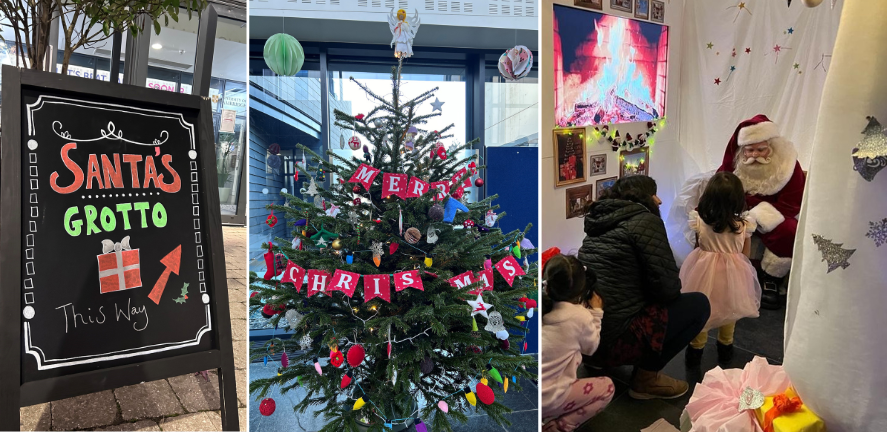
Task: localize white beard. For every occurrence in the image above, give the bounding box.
[733,137,798,196]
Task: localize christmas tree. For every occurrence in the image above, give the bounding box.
[249,63,538,431]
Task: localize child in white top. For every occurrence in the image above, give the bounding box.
[541,254,615,432]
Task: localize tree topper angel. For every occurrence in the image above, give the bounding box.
[388,8,420,59]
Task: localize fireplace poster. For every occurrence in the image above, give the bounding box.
[19,89,214,380]
[553,4,669,127]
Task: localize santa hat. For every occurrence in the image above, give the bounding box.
[718,114,781,171]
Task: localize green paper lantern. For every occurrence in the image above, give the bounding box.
[263,33,304,76]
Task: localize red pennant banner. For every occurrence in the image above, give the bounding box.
[451,168,472,190]
[495,255,525,287]
[348,163,381,192]
[448,271,476,290]
[393,270,424,292]
[405,177,430,199]
[363,274,392,303]
[382,173,409,199]
[281,261,306,292]
[430,181,449,201]
[328,269,360,297]
[471,268,495,295]
[306,270,332,297]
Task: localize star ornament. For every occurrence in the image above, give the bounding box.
[430,98,445,112]
[467,294,494,319]
[714,78,722,85]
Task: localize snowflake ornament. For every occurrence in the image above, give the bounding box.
[299,334,312,351]
[866,218,887,247]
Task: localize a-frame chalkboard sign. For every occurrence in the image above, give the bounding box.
[0,65,239,430]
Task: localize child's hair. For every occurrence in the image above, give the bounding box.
[698,171,747,234]
[541,254,596,316]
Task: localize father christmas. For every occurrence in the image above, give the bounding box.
[717,115,806,309]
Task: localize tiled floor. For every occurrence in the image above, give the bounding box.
[577,306,786,431]
[249,354,539,431]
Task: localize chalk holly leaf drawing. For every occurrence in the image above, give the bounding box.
[173,282,190,304]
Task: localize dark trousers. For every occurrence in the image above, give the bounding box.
[639,292,711,371]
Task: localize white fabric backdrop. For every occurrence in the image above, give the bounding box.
[666,1,843,259]
[783,1,887,430]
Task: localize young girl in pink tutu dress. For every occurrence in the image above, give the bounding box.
[681,172,761,367]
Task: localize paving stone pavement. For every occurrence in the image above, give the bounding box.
[20,226,249,431]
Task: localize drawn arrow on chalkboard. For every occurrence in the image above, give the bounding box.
[148,245,182,305]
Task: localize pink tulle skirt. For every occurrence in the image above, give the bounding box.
[680,250,761,332]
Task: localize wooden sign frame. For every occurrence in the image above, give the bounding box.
[0,66,239,430]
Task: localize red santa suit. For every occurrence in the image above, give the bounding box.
[717,115,806,278]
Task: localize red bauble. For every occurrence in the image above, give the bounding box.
[259,398,276,416]
[330,350,344,367]
[347,345,366,367]
[353,198,361,206]
[463,220,476,228]
[353,185,361,193]
[474,178,484,187]
[476,383,495,405]
[262,304,285,318]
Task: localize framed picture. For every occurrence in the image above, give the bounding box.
[596,176,618,199]
[610,0,632,13]
[620,147,650,177]
[590,153,608,176]
[574,0,603,10]
[566,184,594,219]
[635,0,650,19]
[651,0,665,22]
[553,127,587,187]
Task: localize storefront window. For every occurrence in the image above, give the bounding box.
[327,65,473,200]
[249,59,324,269]
[485,63,539,147]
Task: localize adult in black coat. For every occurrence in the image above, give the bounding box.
[579,175,710,400]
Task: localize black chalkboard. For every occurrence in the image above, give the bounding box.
[0,66,239,430]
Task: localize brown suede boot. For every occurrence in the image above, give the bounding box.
[628,368,689,400]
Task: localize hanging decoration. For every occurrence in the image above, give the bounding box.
[285,309,304,330]
[498,45,534,81]
[484,311,510,340]
[347,344,366,367]
[430,98,445,112]
[299,334,312,351]
[259,398,277,416]
[313,357,323,375]
[426,227,439,244]
[330,348,344,367]
[476,380,495,405]
[341,370,354,389]
[266,210,278,228]
[463,387,477,406]
[388,8,421,59]
[348,136,362,151]
[467,294,494,319]
[428,204,445,221]
[340,135,346,149]
[263,33,305,76]
[404,227,422,244]
[371,242,384,267]
[594,119,665,152]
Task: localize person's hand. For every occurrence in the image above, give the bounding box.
[588,292,604,309]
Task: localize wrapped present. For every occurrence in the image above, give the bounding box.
[97,236,142,294]
[754,387,826,432]
[684,356,791,432]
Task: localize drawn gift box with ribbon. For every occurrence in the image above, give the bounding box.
[97,236,142,294]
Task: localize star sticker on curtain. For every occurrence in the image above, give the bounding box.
[467,294,493,319]
[706,42,714,49]
[730,66,736,71]
[732,48,737,57]
[714,78,721,85]
[430,98,445,112]
[745,47,751,53]
[787,27,794,34]
[793,63,800,69]
[728,1,752,22]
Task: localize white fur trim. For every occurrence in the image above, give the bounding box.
[762,248,792,278]
[733,136,798,196]
[738,122,780,146]
[747,201,785,233]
